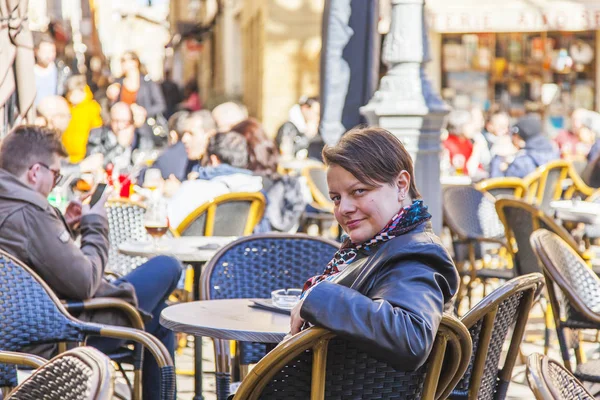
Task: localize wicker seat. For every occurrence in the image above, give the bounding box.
[105,199,150,276]
[450,273,544,400]
[526,353,594,400]
[442,185,511,309]
[176,192,266,236]
[234,314,471,400]
[0,250,175,400]
[200,233,339,400]
[531,229,600,384]
[2,347,115,400]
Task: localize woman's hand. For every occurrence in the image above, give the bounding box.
[289,299,305,336]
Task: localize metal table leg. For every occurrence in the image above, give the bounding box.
[191,261,205,400]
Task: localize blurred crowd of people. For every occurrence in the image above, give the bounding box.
[30,33,326,234]
[442,105,600,181]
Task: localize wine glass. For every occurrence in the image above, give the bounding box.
[143,168,163,191]
[144,199,169,251]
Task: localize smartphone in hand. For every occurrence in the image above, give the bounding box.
[89,183,108,208]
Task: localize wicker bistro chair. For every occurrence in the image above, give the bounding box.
[1,347,115,400]
[450,273,544,400]
[442,185,513,309]
[526,353,594,400]
[522,160,571,216]
[201,233,339,400]
[0,250,175,400]
[531,229,600,385]
[475,177,527,199]
[175,192,266,237]
[105,199,149,277]
[234,315,472,400]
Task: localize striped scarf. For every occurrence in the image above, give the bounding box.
[302,199,431,295]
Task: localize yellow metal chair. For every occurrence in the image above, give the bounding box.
[300,164,337,236]
[475,177,527,199]
[522,160,571,215]
[234,315,472,400]
[175,192,266,237]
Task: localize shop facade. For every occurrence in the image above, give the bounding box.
[425,0,600,130]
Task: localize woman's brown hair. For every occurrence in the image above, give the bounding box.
[322,127,421,199]
[231,118,279,177]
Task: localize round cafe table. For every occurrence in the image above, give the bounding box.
[160,299,290,343]
[120,236,238,400]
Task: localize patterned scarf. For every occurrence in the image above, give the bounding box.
[302,199,431,296]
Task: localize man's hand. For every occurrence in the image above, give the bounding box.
[64,199,83,229]
[131,104,148,128]
[163,174,182,198]
[79,154,104,173]
[289,299,306,336]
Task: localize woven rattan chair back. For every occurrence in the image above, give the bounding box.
[7,347,115,400]
[234,315,472,400]
[451,273,544,400]
[495,198,546,276]
[523,160,569,216]
[0,251,89,388]
[302,164,334,211]
[176,192,266,237]
[526,353,594,400]
[105,199,149,276]
[201,233,339,399]
[531,229,600,372]
[443,186,505,240]
[475,177,527,199]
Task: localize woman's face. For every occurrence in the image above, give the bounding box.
[327,164,410,244]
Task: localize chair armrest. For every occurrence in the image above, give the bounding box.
[63,298,145,330]
[0,351,46,369]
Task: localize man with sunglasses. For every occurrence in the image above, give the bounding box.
[0,126,182,400]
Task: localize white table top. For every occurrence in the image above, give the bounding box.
[440,175,472,186]
[160,299,290,343]
[279,158,322,172]
[118,236,238,262]
[551,200,600,225]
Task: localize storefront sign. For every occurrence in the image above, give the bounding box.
[427,3,600,33]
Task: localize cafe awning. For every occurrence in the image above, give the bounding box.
[426,0,600,33]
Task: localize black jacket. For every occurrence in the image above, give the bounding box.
[300,223,459,370]
[116,76,166,149]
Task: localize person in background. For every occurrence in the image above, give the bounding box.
[484,110,517,160]
[86,102,139,171]
[180,79,202,112]
[468,106,491,180]
[162,110,217,197]
[35,95,104,177]
[160,70,183,119]
[288,127,458,371]
[106,51,166,150]
[33,33,70,106]
[145,110,190,181]
[61,75,103,163]
[276,96,320,159]
[491,114,560,179]
[0,126,182,400]
[442,110,477,176]
[211,101,248,133]
[232,118,308,232]
[167,131,262,230]
[554,108,594,161]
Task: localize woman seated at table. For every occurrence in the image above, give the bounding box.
[290,127,459,370]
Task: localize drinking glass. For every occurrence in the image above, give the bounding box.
[144,198,169,250]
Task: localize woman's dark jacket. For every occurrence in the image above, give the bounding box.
[116,76,166,149]
[300,223,459,370]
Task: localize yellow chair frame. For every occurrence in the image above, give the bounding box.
[234,315,472,400]
[475,177,527,199]
[175,192,266,236]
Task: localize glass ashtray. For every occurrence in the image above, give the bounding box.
[271,288,302,310]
